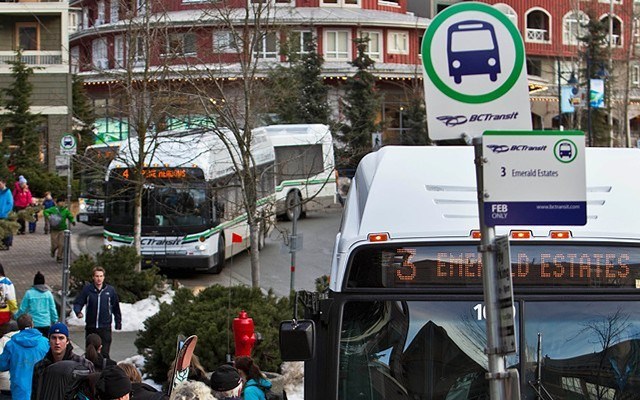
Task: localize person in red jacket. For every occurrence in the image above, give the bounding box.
[12,175,32,235]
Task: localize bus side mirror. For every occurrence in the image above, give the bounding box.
[279,319,315,361]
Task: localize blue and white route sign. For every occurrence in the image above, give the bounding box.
[422,2,532,141]
[483,130,586,226]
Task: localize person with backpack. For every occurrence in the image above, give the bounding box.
[234,357,275,400]
[42,197,75,263]
[83,334,116,373]
[118,362,168,400]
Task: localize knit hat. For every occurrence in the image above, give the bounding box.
[33,271,45,285]
[210,364,242,392]
[18,175,26,185]
[97,366,132,399]
[49,322,69,338]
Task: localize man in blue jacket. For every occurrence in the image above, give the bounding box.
[0,314,49,399]
[73,267,122,358]
[0,178,14,250]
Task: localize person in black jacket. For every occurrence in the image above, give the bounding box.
[73,267,122,358]
[118,362,168,400]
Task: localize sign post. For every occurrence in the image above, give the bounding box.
[59,135,77,205]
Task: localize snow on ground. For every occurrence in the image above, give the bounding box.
[69,288,304,399]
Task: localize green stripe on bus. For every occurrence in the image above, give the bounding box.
[275,178,336,193]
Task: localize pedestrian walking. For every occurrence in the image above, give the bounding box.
[118,362,168,400]
[210,364,243,400]
[0,264,17,326]
[31,322,95,400]
[0,178,14,250]
[73,267,122,358]
[42,197,75,263]
[41,192,55,235]
[12,176,32,235]
[170,381,215,400]
[84,333,116,372]
[0,321,18,400]
[95,366,132,400]
[28,194,38,234]
[235,356,272,400]
[15,271,58,337]
[0,314,49,400]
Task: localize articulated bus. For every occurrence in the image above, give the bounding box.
[253,124,336,220]
[103,129,275,273]
[282,146,640,399]
[77,142,121,225]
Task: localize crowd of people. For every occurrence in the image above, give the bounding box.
[0,175,75,263]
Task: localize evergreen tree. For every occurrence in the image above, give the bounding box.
[72,75,96,154]
[401,93,430,146]
[579,13,609,146]
[336,38,381,169]
[0,50,42,171]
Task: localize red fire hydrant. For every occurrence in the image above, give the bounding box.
[233,310,256,357]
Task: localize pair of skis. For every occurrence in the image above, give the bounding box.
[167,334,198,396]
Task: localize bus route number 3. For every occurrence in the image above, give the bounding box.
[395,248,417,281]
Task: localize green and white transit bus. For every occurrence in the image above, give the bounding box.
[283,145,640,399]
[253,124,336,220]
[103,128,275,273]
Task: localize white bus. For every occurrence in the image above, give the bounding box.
[103,128,275,273]
[253,124,336,220]
[77,142,121,226]
[281,146,640,399]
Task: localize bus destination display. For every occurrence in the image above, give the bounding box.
[112,167,204,180]
[347,244,640,289]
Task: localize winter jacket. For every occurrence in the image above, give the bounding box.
[0,328,49,400]
[0,330,17,392]
[131,382,169,400]
[42,199,55,210]
[31,344,95,400]
[0,277,18,325]
[16,285,58,329]
[72,283,122,330]
[242,378,272,400]
[82,352,116,372]
[0,188,12,219]
[12,182,32,209]
[42,206,74,231]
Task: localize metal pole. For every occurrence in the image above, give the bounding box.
[66,156,72,205]
[587,55,592,147]
[473,137,507,400]
[61,230,71,324]
[608,0,614,147]
[557,58,562,129]
[289,199,300,293]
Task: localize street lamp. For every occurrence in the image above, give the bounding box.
[399,106,404,136]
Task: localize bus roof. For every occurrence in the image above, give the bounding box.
[253,124,333,147]
[333,146,640,288]
[107,128,274,181]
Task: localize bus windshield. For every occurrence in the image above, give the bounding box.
[451,30,494,52]
[339,299,640,400]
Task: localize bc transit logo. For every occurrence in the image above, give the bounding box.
[486,144,548,153]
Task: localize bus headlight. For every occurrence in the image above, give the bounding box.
[488,58,496,66]
[106,244,113,250]
[196,244,207,251]
[452,60,461,68]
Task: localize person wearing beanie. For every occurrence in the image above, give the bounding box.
[12,176,32,235]
[210,364,243,400]
[0,314,49,399]
[0,263,17,326]
[15,272,58,337]
[31,322,95,400]
[96,366,131,400]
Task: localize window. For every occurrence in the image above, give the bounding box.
[69,12,79,34]
[213,31,237,53]
[600,15,623,47]
[563,11,588,45]
[525,8,551,43]
[114,36,124,67]
[164,33,197,57]
[493,3,517,27]
[289,31,313,56]
[251,0,292,4]
[360,31,382,61]
[387,31,409,54]
[137,0,147,16]
[255,32,278,59]
[110,0,119,23]
[92,37,108,69]
[134,37,146,65]
[321,0,358,7]
[526,57,542,77]
[96,0,105,25]
[70,46,80,73]
[324,30,350,60]
[16,23,39,51]
[633,65,640,86]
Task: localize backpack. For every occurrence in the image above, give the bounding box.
[48,209,63,229]
[246,383,284,400]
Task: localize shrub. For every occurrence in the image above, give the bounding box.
[135,285,292,382]
[70,246,165,303]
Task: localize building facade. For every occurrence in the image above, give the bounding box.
[0,0,73,170]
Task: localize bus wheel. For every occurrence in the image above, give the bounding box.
[285,191,302,221]
[209,235,226,274]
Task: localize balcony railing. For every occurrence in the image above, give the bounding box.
[0,51,63,65]
[604,34,621,46]
[526,28,550,43]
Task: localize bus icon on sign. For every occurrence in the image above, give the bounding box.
[447,21,501,84]
[559,143,572,159]
[63,137,74,147]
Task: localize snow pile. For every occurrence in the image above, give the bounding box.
[281,362,304,400]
